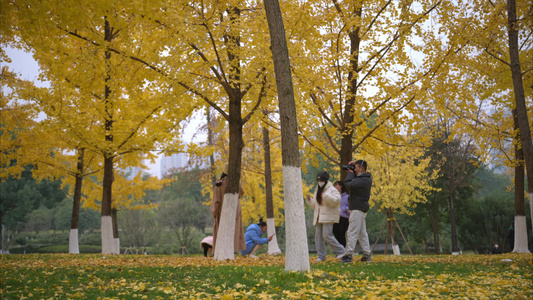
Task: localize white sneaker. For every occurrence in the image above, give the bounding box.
[336,253,345,259]
[316,258,325,262]
[249,254,258,258]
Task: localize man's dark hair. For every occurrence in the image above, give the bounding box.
[354,160,368,171]
[258,218,267,227]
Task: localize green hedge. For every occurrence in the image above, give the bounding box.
[9,245,40,254]
[9,245,102,254]
[38,245,101,253]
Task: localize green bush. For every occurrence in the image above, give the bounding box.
[9,244,40,254]
[38,244,101,253]
[79,232,101,245]
[38,245,69,253]
[15,238,27,246]
[79,245,101,253]
[35,232,69,245]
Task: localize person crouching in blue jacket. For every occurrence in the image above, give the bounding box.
[240,218,274,258]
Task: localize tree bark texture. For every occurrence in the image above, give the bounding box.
[263,0,309,272]
[263,127,274,219]
[508,0,533,236]
[427,197,441,254]
[213,6,245,260]
[101,17,115,255]
[263,126,282,254]
[513,108,530,253]
[69,148,84,254]
[112,207,120,254]
[339,5,362,180]
[386,209,400,255]
[449,192,459,253]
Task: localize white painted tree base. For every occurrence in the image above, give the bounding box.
[513,215,531,253]
[283,166,310,272]
[267,218,282,255]
[392,244,401,255]
[114,238,120,255]
[69,229,79,254]
[213,193,238,261]
[101,216,115,255]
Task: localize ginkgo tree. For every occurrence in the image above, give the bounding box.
[39,0,279,260]
[1,67,102,254]
[369,140,438,255]
[1,0,194,254]
[287,0,468,178]
[118,1,277,260]
[424,0,532,253]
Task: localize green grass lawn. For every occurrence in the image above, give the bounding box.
[1,253,531,299]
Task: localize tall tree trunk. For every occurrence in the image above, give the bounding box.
[432,220,440,255]
[386,209,400,255]
[101,17,115,255]
[423,236,430,254]
[427,197,441,254]
[112,207,120,254]
[101,155,114,254]
[339,5,362,181]
[0,216,4,253]
[213,6,245,261]
[69,148,84,254]
[263,126,282,255]
[444,131,460,254]
[513,108,530,253]
[207,107,216,187]
[264,0,309,272]
[449,191,460,254]
[508,0,533,236]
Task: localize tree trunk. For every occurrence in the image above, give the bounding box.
[101,17,115,255]
[264,0,309,272]
[112,207,120,254]
[101,155,114,255]
[427,199,440,254]
[69,148,84,254]
[423,236,429,254]
[508,0,533,236]
[386,209,400,255]
[449,192,460,254]
[513,108,530,253]
[0,216,4,253]
[263,126,282,255]
[207,107,217,187]
[213,6,245,261]
[339,6,362,181]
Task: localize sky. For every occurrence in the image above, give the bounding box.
[3,47,206,178]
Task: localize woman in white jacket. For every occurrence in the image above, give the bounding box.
[306,171,347,262]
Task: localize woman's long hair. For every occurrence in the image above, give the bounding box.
[316,183,325,205]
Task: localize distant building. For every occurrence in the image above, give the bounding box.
[160,152,189,177]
